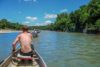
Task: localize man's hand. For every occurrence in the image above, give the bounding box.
[12,48,16,53]
[12,44,16,52]
[12,49,16,56]
[12,35,20,52]
[12,49,15,52]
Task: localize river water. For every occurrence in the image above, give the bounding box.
[0,31,100,67]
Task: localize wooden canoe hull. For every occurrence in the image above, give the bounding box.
[0,50,47,67]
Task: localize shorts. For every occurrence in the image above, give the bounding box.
[19,50,33,57]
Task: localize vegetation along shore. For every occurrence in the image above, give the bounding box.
[45,0,100,34]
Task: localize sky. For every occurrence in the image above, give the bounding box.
[0,0,90,26]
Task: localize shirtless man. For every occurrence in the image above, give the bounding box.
[12,26,33,55]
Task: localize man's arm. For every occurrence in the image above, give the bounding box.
[30,32,33,40]
[12,35,20,51]
[30,33,34,50]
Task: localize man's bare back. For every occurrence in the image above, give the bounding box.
[12,26,33,53]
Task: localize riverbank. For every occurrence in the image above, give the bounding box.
[0,30,21,33]
[0,30,34,33]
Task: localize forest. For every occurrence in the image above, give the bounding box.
[0,19,23,30]
[46,0,100,33]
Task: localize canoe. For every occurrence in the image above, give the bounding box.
[32,32,38,38]
[32,30,40,38]
[0,49,47,67]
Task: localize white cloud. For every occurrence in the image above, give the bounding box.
[45,14,57,19]
[24,0,37,2]
[34,20,52,26]
[26,16,37,21]
[24,21,30,23]
[44,20,52,24]
[22,21,31,26]
[42,20,52,25]
[60,9,68,13]
[22,16,38,26]
[35,23,41,26]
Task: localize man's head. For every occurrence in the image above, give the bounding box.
[22,25,29,32]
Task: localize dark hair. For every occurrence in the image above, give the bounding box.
[22,25,28,31]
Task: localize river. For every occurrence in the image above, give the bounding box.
[0,31,100,67]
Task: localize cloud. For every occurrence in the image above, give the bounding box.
[42,20,52,25]
[24,0,37,2]
[34,23,41,26]
[24,21,30,23]
[60,9,68,13]
[44,20,52,24]
[22,21,31,26]
[34,20,52,26]
[45,14,57,19]
[23,16,38,25]
[26,16,38,21]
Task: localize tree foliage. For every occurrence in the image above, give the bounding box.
[47,0,100,33]
[0,19,23,30]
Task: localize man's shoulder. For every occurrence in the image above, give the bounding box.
[18,32,23,37]
[28,32,33,36]
[20,32,32,35]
